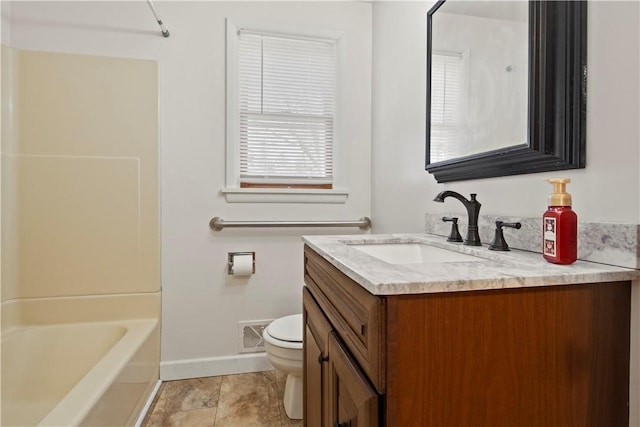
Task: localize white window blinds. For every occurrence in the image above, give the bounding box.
[430,52,463,163]
[238,31,336,186]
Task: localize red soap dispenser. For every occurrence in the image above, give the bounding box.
[543,178,577,264]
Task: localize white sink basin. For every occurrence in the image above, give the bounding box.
[350,243,486,264]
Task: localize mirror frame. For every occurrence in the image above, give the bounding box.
[425,0,587,183]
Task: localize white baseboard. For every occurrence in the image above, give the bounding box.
[160,353,273,381]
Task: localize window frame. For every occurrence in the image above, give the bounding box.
[223,19,348,203]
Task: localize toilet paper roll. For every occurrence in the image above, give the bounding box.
[231,254,253,276]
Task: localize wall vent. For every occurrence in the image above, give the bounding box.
[238,320,272,353]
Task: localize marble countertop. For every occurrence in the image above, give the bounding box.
[302,234,640,296]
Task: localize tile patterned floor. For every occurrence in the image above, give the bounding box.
[141,371,303,427]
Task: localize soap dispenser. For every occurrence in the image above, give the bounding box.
[543,178,577,264]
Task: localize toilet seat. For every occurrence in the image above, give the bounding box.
[264,314,303,349]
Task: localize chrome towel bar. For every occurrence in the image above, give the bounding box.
[210,216,371,231]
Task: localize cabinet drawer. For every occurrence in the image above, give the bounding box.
[304,245,385,392]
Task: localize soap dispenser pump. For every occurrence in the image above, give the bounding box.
[543,178,577,264]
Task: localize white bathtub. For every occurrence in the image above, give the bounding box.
[1,295,160,427]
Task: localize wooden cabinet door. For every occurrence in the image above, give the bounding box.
[328,332,378,427]
[303,288,333,427]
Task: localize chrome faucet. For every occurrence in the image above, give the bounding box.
[433,191,482,246]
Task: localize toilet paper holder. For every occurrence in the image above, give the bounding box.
[228,252,255,275]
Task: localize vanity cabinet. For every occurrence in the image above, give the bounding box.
[303,245,632,427]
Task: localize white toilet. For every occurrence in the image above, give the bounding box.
[263,314,303,420]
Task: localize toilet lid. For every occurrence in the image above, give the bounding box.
[267,314,302,343]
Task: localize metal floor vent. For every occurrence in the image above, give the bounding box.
[238,320,272,353]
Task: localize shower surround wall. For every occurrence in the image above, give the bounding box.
[1,48,160,300]
[1,45,161,424]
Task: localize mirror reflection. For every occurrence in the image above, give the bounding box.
[429,1,528,163]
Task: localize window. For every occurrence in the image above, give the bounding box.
[430,52,463,163]
[225,21,347,203]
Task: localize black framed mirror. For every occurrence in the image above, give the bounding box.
[426,0,586,183]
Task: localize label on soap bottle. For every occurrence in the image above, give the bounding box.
[543,217,557,257]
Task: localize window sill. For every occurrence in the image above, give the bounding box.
[221,187,349,204]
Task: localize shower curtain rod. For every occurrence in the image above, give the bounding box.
[146,0,170,37]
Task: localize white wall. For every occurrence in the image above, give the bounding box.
[6,1,372,377]
[1,1,9,44]
[371,1,436,233]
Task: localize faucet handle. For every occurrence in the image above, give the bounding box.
[442,217,463,242]
[489,221,522,251]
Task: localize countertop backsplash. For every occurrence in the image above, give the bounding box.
[425,213,640,270]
